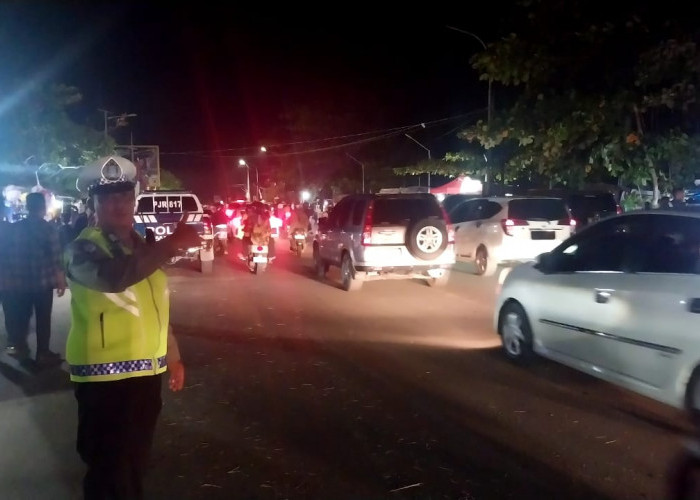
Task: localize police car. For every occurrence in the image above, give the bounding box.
[133,190,215,273]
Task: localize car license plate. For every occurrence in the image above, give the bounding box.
[253,256,267,263]
[530,230,555,240]
[294,234,305,239]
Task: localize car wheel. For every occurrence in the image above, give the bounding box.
[341,253,362,291]
[405,218,448,261]
[498,302,534,363]
[474,246,497,276]
[314,247,328,279]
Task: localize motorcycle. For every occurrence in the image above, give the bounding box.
[290,228,306,257]
[247,244,269,274]
[214,224,228,256]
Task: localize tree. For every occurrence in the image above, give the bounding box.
[0,83,111,165]
[454,0,700,200]
[159,168,185,190]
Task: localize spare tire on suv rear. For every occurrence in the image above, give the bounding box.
[405,217,448,261]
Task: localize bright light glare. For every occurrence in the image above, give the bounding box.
[270,216,282,228]
[260,146,267,152]
[238,159,246,166]
[436,193,446,202]
[301,190,311,201]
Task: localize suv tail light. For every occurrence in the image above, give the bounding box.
[500,218,528,236]
[440,206,455,243]
[557,218,577,228]
[362,201,375,245]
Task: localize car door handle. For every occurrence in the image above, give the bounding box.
[594,289,612,304]
[688,298,700,313]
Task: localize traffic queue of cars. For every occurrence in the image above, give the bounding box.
[146,187,700,422]
[315,189,700,425]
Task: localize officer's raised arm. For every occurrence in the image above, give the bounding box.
[65,225,197,292]
[65,158,200,292]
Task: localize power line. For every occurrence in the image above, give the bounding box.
[160,108,486,158]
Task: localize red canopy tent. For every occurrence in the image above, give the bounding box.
[430,176,483,195]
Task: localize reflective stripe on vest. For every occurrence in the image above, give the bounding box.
[70,356,167,377]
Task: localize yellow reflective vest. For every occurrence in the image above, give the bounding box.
[65,228,169,382]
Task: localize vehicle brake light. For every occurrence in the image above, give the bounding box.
[203,222,212,235]
[362,200,375,245]
[257,246,263,251]
[616,205,622,214]
[225,208,234,218]
[440,206,455,243]
[557,218,576,227]
[501,218,528,236]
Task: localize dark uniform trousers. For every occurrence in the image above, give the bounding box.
[75,374,162,500]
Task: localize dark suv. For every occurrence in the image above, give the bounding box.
[313,193,455,291]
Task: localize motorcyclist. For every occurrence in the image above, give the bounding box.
[287,205,309,251]
[241,202,275,261]
[211,203,229,255]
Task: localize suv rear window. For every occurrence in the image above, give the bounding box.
[507,198,568,221]
[373,197,442,225]
[137,194,199,213]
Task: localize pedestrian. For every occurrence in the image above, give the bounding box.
[1,192,66,366]
[669,187,687,210]
[64,157,201,499]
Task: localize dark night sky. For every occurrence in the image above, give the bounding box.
[0,2,510,192]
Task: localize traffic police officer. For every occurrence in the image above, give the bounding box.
[64,156,200,499]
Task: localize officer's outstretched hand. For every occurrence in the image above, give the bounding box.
[169,211,201,249]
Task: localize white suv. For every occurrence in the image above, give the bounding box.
[449,197,575,276]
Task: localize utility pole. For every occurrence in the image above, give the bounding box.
[99,109,137,143]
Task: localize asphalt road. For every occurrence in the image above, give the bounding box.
[0,241,693,499]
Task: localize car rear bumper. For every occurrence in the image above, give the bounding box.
[495,239,563,263]
[355,244,455,271]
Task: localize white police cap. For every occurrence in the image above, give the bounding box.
[77,156,138,195]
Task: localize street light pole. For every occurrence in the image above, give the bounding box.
[446,26,492,125]
[446,26,494,194]
[238,159,251,201]
[404,133,431,188]
[346,153,365,193]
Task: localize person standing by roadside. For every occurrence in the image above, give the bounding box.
[64,157,200,499]
[2,192,66,366]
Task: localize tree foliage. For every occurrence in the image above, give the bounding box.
[455,0,700,196]
[159,168,185,190]
[0,83,111,192]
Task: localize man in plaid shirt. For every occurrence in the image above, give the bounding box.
[2,192,66,366]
